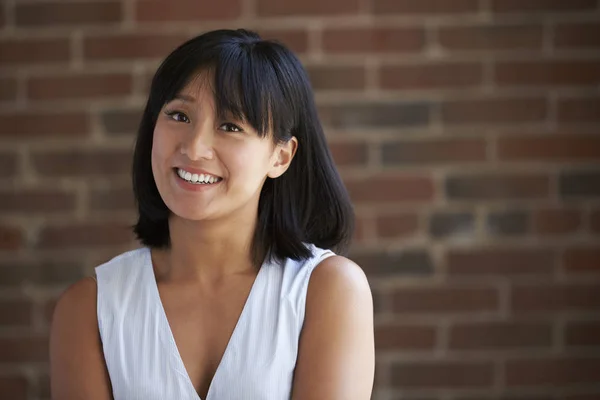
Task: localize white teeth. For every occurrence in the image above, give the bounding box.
[191,173,199,183]
[177,168,220,185]
[199,173,205,182]
[184,172,192,181]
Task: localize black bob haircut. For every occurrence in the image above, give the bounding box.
[132,28,354,266]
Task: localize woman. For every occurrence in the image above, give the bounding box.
[50,28,374,400]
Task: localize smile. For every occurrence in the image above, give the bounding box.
[176,168,223,185]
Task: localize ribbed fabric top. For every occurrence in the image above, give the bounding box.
[95,244,335,400]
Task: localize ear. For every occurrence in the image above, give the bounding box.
[267,137,298,179]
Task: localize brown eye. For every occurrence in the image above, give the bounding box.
[165,110,190,123]
[219,122,243,133]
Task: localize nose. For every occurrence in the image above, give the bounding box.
[179,120,214,161]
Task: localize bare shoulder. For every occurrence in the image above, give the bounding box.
[53,277,97,319]
[307,255,372,302]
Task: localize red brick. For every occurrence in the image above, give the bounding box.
[557,96,600,123]
[101,108,143,136]
[329,141,368,166]
[257,0,359,16]
[322,27,425,54]
[257,29,309,54]
[492,0,597,13]
[89,187,134,212]
[352,215,367,243]
[438,24,543,51]
[563,247,600,273]
[373,0,479,14]
[381,62,483,90]
[0,376,28,400]
[84,33,189,61]
[446,174,550,200]
[136,0,241,21]
[0,224,24,250]
[555,23,600,48]
[506,357,600,387]
[497,134,600,161]
[307,66,366,91]
[0,77,17,102]
[31,148,131,177]
[37,222,134,249]
[392,286,499,315]
[0,152,18,178]
[376,213,419,238]
[449,321,553,349]
[0,38,70,66]
[382,138,487,165]
[511,283,600,313]
[0,336,49,362]
[592,208,600,233]
[346,175,435,204]
[0,300,32,327]
[447,248,555,277]
[27,73,133,101]
[375,323,437,351]
[533,208,582,235]
[392,361,494,388]
[441,97,547,124]
[0,188,77,215]
[0,111,89,139]
[495,60,600,87]
[565,320,600,346]
[16,1,122,27]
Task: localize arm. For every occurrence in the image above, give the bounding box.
[50,277,113,400]
[291,256,375,400]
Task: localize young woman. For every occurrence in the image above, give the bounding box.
[50,28,374,400]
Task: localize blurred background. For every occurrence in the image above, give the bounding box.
[1,0,600,399]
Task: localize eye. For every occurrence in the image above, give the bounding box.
[165,110,190,123]
[219,122,243,133]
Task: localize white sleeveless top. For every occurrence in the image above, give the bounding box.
[95,244,335,400]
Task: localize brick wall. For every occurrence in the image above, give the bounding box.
[1,1,599,399]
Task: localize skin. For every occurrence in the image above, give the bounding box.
[50,73,375,399]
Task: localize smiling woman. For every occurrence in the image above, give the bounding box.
[49,29,375,400]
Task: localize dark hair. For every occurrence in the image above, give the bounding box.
[132,28,354,265]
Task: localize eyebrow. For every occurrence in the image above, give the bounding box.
[172,94,196,103]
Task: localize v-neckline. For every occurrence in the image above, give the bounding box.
[144,248,266,400]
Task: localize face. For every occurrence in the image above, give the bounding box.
[151,74,297,223]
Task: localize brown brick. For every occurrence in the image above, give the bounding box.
[0,111,89,139]
[447,248,555,277]
[84,33,189,61]
[0,188,77,215]
[498,134,600,161]
[441,97,547,124]
[329,141,368,166]
[0,151,18,178]
[565,320,600,346]
[506,357,600,387]
[592,208,600,234]
[37,222,134,249]
[257,0,359,16]
[533,208,581,235]
[322,27,425,54]
[0,336,49,362]
[555,23,600,49]
[0,77,17,102]
[27,73,133,101]
[392,286,499,314]
[486,210,529,236]
[495,60,600,87]
[449,321,553,349]
[0,260,84,287]
[0,5,4,28]
[16,1,122,27]
[101,108,143,136]
[31,148,132,177]
[446,174,550,200]
[346,175,435,204]
[319,101,431,129]
[0,376,28,400]
[429,212,476,238]
[382,138,486,165]
[352,250,434,277]
[560,171,600,198]
[352,215,366,243]
[0,300,32,327]
[375,323,437,351]
[563,247,600,273]
[136,0,241,21]
[565,395,600,400]
[256,29,309,54]
[0,224,24,250]
[376,213,419,238]
[438,24,543,51]
[307,66,366,91]
[380,62,483,90]
[89,187,135,212]
[392,361,494,388]
[492,0,597,13]
[0,37,70,66]
[372,0,479,14]
[557,96,600,123]
[511,283,600,314]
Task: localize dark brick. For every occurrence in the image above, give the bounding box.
[319,102,430,129]
[329,141,368,166]
[0,152,18,178]
[392,361,494,388]
[495,60,600,87]
[492,0,598,13]
[441,97,547,124]
[0,300,33,327]
[565,320,600,346]
[0,111,89,139]
[137,0,241,20]
[0,77,17,102]
[558,96,600,123]
[0,336,49,362]
[323,27,425,54]
[346,175,435,204]
[438,23,543,51]
[101,108,142,135]
[563,247,600,273]
[450,321,553,350]
[256,29,309,55]
[89,187,135,212]
[375,323,437,350]
[37,223,134,249]
[257,0,359,16]
[307,66,366,91]
[555,23,600,49]
[0,260,84,287]
[84,33,189,61]
[382,139,486,165]
[0,376,28,400]
[380,62,484,90]
[429,212,475,238]
[376,213,420,238]
[446,174,550,200]
[497,134,600,161]
[533,207,582,235]
[352,250,434,277]
[560,171,600,198]
[392,286,499,314]
[0,38,70,66]
[32,149,132,177]
[16,1,122,27]
[372,0,479,14]
[0,224,24,250]
[447,248,556,277]
[486,210,529,236]
[512,283,600,314]
[27,73,133,101]
[506,357,600,387]
[0,189,77,215]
